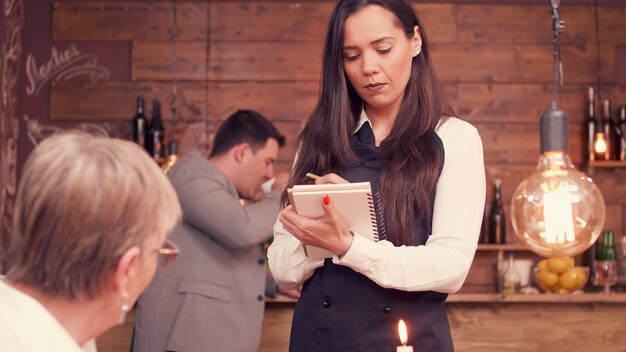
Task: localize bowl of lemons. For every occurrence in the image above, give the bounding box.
[534,257,589,294]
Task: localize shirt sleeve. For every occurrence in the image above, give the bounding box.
[333,118,486,293]
[267,219,325,290]
[178,174,283,250]
[266,151,326,289]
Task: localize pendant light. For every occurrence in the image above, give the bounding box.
[510,0,605,257]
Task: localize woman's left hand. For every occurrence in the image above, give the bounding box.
[279,195,354,257]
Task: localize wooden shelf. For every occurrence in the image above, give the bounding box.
[447,293,626,304]
[266,293,626,305]
[587,160,626,168]
[477,244,531,251]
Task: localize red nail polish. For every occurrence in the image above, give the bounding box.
[323,195,330,205]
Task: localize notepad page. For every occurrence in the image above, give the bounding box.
[289,185,380,259]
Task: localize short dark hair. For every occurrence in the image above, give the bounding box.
[209,110,286,157]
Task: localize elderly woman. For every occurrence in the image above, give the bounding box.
[0,131,182,351]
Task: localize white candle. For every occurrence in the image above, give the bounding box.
[397,319,414,352]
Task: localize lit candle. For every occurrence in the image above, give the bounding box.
[397,319,414,352]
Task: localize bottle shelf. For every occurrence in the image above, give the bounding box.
[477,244,530,251]
[587,160,626,168]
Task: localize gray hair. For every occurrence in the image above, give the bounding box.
[6,131,181,300]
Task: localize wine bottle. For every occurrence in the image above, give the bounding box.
[586,87,596,162]
[594,230,618,292]
[488,179,506,244]
[161,140,179,173]
[146,99,165,162]
[617,105,626,161]
[131,96,148,148]
[597,230,616,261]
[602,99,615,160]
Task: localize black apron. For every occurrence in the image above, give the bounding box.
[289,122,452,352]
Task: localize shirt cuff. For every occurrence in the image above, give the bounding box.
[332,232,378,273]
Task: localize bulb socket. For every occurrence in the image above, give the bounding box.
[540,101,568,153]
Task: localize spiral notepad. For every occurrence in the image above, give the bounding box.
[287,182,386,259]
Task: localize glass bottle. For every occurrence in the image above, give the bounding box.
[488,179,506,244]
[594,230,618,293]
[146,99,165,162]
[602,99,615,160]
[585,87,596,162]
[502,253,521,294]
[131,96,148,148]
[618,105,626,161]
[161,140,179,173]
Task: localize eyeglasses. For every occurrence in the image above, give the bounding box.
[155,239,179,268]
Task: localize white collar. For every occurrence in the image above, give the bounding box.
[353,110,371,134]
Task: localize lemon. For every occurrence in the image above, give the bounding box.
[573,267,588,287]
[559,269,579,290]
[537,259,548,272]
[538,270,559,289]
[547,257,574,274]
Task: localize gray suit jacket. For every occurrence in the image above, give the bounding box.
[132,153,282,352]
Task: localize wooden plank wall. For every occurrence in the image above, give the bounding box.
[50,2,626,293]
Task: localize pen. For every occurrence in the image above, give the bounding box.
[306,172,320,180]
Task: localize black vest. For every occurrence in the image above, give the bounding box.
[289,122,452,352]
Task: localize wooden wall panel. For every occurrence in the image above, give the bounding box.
[454,6,626,44]
[208,41,323,81]
[53,3,626,45]
[132,41,619,84]
[476,123,584,164]
[432,42,614,84]
[49,1,626,298]
[207,81,317,122]
[52,2,208,41]
[448,303,626,351]
[132,41,207,81]
[210,2,333,42]
[592,169,626,204]
[50,81,318,122]
[50,81,207,122]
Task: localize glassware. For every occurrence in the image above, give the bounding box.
[594,230,618,293]
[502,253,521,294]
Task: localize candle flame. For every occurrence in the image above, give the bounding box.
[398,319,408,345]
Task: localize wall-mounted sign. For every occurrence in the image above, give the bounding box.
[25,43,110,96]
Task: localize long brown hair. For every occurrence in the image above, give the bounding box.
[284,0,454,245]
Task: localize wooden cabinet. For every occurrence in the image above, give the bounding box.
[259,294,626,352]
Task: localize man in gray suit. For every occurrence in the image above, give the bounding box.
[132,110,289,352]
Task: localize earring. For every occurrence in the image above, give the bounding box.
[120,291,130,324]
[413,49,421,57]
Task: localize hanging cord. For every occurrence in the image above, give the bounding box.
[540,0,568,154]
[593,0,602,104]
[549,0,565,103]
[170,0,178,122]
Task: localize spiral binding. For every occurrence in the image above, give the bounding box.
[368,184,387,241]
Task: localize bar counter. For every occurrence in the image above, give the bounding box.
[97,293,626,351]
[259,293,626,352]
